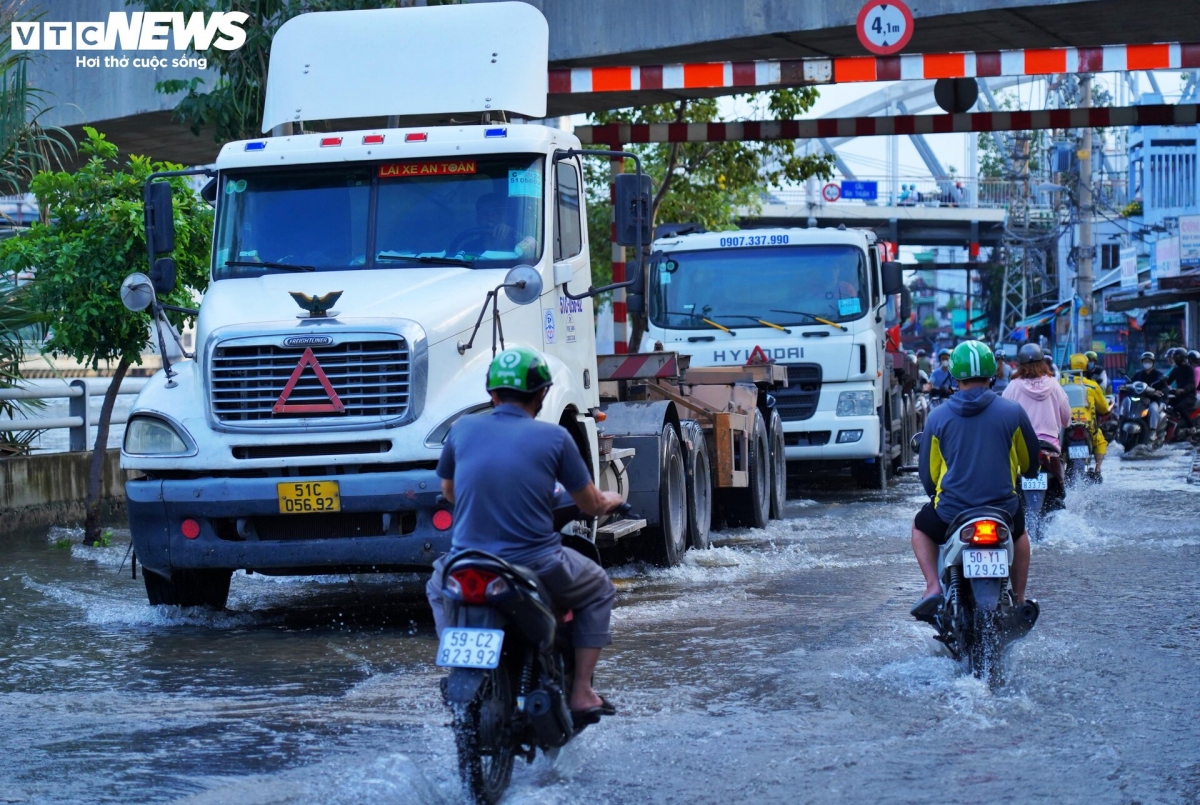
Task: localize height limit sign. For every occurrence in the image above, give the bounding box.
[857,0,914,55]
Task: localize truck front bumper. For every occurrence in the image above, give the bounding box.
[127,469,448,577]
[781,414,881,461]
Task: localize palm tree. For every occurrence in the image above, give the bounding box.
[0,1,75,455]
[0,279,46,455]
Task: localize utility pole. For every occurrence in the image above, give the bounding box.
[1077,74,1095,352]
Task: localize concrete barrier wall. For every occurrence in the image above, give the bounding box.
[0,450,131,533]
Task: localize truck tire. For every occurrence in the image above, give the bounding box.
[723,411,770,529]
[767,408,786,520]
[682,420,712,550]
[144,568,233,609]
[641,424,688,567]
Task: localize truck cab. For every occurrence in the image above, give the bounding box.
[642,226,916,485]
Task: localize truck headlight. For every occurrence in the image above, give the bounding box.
[124,416,189,455]
[836,391,875,417]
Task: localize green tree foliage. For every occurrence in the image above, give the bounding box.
[0,3,75,456]
[0,128,212,539]
[143,0,460,143]
[583,91,833,347]
[584,91,833,290]
[0,280,46,456]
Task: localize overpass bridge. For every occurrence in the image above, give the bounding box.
[28,0,1200,165]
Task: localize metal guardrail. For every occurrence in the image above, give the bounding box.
[0,378,147,451]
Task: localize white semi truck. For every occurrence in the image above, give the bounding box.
[639,226,919,488]
[118,3,788,608]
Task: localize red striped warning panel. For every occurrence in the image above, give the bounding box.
[597,353,681,382]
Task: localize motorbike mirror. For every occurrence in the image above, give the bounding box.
[120,272,155,312]
[502,265,542,305]
[910,431,922,455]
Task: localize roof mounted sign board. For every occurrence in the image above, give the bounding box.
[261,2,548,133]
[856,1,914,56]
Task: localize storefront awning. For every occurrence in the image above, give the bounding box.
[1105,273,1200,312]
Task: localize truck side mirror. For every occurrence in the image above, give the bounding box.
[145,181,176,257]
[120,272,155,312]
[151,257,177,295]
[882,261,904,296]
[614,173,652,247]
[899,285,912,322]
[200,178,218,207]
[624,257,646,314]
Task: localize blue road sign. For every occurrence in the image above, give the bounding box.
[841,181,878,200]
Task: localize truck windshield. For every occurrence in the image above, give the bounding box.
[649,245,870,330]
[212,155,544,279]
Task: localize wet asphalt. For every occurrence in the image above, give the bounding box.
[1,445,1198,804]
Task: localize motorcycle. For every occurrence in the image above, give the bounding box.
[1164,391,1200,444]
[923,507,1040,685]
[433,497,623,804]
[1061,421,1096,485]
[1116,381,1168,452]
[910,433,1040,685]
[1020,441,1065,541]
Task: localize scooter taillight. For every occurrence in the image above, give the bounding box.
[447,568,498,604]
[1069,425,1088,441]
[959,519,1008,545]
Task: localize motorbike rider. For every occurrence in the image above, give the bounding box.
[1062,353,1111,481]
[925,348,957,406]
[1002,343,1071,450]
[1188,350,1200,393]
[1131,351,1166,386]
[992,344,1013,393]
[916,348,932,376]
[911,341,1040,619]
[1166,347,1198,422]
[1084,350,1109,393]
[426,346,622,718]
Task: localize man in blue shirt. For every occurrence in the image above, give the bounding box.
[426,346,622,717]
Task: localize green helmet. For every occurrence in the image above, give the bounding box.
[486,346,553,393]
[949,340,997,380]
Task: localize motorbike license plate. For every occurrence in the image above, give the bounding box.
[276,480,341,514]
[1068,445,1090,459]
[1021,473,1048,491]
[963,549,1009,578]
[436,628,504,669]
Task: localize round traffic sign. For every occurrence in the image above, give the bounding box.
[821,183,841,203]
[856,0,914,56]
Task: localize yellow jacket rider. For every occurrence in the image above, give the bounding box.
[1062,353,1110,480]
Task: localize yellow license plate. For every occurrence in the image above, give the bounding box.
[276,480,341,514]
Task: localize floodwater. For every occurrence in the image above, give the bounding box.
[1,447,1199,803]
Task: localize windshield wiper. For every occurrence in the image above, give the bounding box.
[224,260,314,272]
[659,310,737,336]
[769,309,848,332]
[376,254,475,267]
[706,314,793,334]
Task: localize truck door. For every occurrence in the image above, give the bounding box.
[543,158,596,378]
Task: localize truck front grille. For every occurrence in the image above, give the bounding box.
[211,339,409,423]
[774,364,822,422]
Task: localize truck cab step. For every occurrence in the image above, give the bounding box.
[595,518,647,547]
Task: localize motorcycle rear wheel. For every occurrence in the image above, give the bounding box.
[454,664,516,805]
[968,610,1005,687]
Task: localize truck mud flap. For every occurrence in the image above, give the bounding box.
[599,400,679,528]
[969,578,1003,611]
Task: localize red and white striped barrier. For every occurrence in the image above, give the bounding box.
[550,42,1200,95]
[577,104,1200,146]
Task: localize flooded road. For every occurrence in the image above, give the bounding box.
[2,447,1199,803]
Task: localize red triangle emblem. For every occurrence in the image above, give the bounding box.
[746,345,771,366]
[273,348,345,414]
